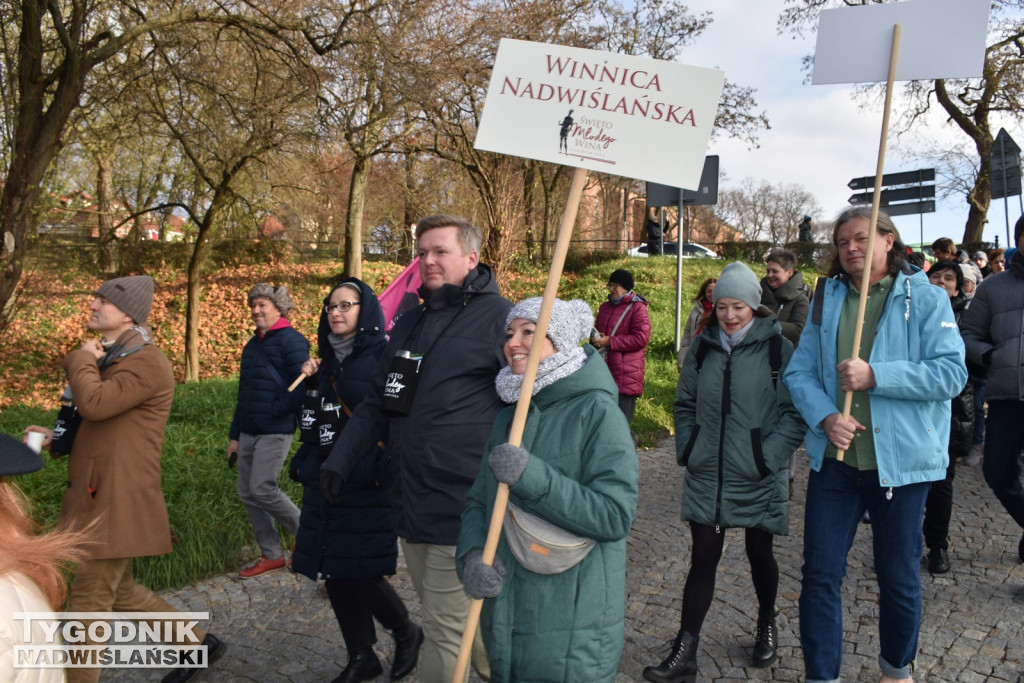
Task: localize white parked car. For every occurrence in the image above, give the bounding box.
[626,242,720,259]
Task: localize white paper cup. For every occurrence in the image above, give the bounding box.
[26,431,45,454]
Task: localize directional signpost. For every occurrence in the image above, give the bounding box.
[847,168,935,242]
[991,128,1022,245]
[647,156,720,354]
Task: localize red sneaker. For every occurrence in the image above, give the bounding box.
[239,555,286,579]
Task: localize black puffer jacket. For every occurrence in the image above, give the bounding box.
[949,294,974,461]
[324,264,512,545]
[229,322,309,439]
[290,278,394,581]
[963,252,1024,401]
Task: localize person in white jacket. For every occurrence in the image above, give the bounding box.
[0,433,87,683]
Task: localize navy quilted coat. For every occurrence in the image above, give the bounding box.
[228,320,309,439]
[290,278,395,581]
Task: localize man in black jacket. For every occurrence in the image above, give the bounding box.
[322,215,512,682]
[962,215,1024,565]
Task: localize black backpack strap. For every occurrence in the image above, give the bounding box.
[769,333,782,388]
[811,276,827,327]
[695,331,782,389]
[694,336,711,373]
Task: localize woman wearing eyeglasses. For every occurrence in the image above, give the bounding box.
[289,278,423,683]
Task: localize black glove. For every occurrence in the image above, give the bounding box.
[462,548,505,599]
[319,462,346,505]
[488,443,530,486]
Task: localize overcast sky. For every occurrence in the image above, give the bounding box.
[677,0,1024,248]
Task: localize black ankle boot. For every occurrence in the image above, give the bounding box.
[642,630,698,683]
[332,648,383,683]
[751,609,778,668]
[389,620,423,680]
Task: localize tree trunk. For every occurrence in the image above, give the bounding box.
[962,138,993,245]
[96,154,119,274]
[523,162,537,259]
[401,153,417,261]
[183,227,213,382]
[184,189,230,382]
[343,156,371,279]
[0,1,90,325]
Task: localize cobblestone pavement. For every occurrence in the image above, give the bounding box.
[109,439,1024,682]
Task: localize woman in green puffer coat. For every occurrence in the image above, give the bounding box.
[457,297,638,683]
[644,262,807,683]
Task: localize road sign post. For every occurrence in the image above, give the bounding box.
[647,156,720,354]
[991,128,1022,245]
[847,167,935,244]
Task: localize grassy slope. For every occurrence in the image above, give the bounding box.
[1,254,801,590]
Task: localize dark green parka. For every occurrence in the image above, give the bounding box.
[675,313,806,535]
[457,347,638,683]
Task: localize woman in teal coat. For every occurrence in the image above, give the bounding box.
[457,297,639,683]
[644,262,806,683]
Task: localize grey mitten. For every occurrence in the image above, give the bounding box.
[463,548,505,599]
[489,443,530,486]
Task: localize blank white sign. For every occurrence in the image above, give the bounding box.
[812,0,990,85]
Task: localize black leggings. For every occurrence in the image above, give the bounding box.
[680,522,778,636]
[325,576,409,653]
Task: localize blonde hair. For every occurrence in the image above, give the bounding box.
[0,482,88,609]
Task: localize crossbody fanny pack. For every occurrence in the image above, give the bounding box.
[502,502,596,575]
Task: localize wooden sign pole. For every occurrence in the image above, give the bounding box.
[837,24,901,461]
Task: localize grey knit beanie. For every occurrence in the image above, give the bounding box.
[505,297,593,352]
[96,275,154,324]
[248,283,295,318]
[712,262,762,311]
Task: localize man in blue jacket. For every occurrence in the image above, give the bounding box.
[785,207,966,683]
[228,283,309,579]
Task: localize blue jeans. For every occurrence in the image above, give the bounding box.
[800,458,930,682]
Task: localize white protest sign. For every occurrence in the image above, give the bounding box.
[474,39,724,190]
[812,0,990,85]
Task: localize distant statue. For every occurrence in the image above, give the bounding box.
[798,215,814,243]
[645,213,664,256]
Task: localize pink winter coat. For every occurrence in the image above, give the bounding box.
[595,292,651,397]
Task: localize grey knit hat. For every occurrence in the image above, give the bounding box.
[506,297,593,352]
[712,262,762,311]
[96,275,154,324]
[959,262,979,284]
[248,283,295,318]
